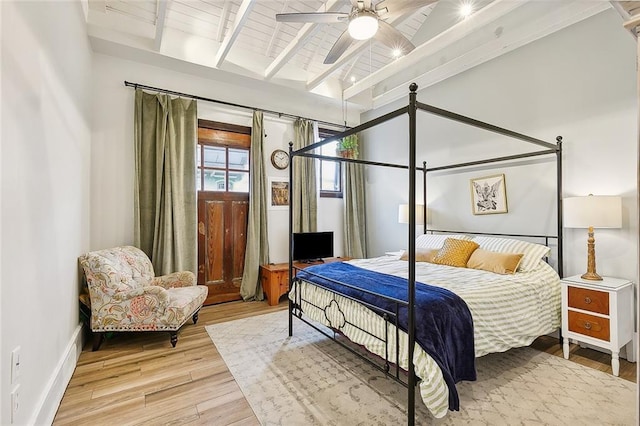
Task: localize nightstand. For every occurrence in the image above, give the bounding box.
[260,257,352,306]
[561,275,635,376]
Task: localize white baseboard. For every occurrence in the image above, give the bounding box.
[30,323,84,425]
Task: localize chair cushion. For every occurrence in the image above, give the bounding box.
[164,286,208,329]
[80,246,155,294]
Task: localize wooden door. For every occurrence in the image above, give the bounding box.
[196,121,251,305]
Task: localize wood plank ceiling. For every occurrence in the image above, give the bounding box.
[86,1,621,111]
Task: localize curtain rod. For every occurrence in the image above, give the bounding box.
[124,81,348,130]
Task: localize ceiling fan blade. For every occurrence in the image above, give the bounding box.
[275,12,348,24]
[362,0,372,10]
[374,20,415,54]
[324,30,354,64]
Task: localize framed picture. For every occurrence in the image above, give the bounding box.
[470,174,508,215]
[269,178,289,210]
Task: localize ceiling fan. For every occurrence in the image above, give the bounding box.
[276,0,436,64]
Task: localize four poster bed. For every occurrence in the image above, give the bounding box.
[287,84,564,424]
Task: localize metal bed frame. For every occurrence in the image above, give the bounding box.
[287,83,563,425]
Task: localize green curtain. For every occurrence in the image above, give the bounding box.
[240,111,270,301]
[343,149,367,258]
[134,89,197,275]
[293,119,317,232]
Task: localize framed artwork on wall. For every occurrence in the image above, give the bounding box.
[269,178,289,210]
[470,174,508,215]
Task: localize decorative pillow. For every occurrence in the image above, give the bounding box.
[467,249,524,275]
[399,248,439,262]
[472,236,550,272]
[415,234,472,249]
[432,238,479,268]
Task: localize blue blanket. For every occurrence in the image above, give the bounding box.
[296,262,476,411]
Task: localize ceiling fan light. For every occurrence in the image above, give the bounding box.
[348,13,379,40]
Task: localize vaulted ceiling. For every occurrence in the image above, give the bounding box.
[86,1,626,112]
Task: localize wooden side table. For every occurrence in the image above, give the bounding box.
[561,275,635,376]
[260,257,351,306]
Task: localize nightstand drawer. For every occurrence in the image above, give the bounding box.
[568,310,610,341]
[568,286,609,315]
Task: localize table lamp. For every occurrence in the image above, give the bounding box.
[564,195,622,280]
[398,204,426,225]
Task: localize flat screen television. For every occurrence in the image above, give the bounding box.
[292,231,334,262]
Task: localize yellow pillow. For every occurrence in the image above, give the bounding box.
[400,248,438,262]
[432,238,479,268]
[467,248,524,275]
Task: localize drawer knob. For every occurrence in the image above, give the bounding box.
[584,322,592,330]
[584,296,592,304]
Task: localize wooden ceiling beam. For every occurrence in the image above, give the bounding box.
[153,0,169,51]
[342,0,523,100]
[369,0,610,109]
[217,0,231,43]
[215,0,256,67]
[264,0,343,80]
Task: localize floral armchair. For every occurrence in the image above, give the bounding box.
[78,246,208,350]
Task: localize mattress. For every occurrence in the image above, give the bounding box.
[289,254,561,418]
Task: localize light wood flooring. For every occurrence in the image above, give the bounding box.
[53,299,637,425]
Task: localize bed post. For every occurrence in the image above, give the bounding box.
[408,83,418,426]
[288,141,294,337]
[556,136,563,278]
[423,161,427,233]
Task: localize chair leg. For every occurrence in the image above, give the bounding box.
[192,309,200,324]
[92,332,104,351]
[170,331,178,347]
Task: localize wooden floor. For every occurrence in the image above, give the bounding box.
[53,300,637,425]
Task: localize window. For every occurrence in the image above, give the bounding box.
[318,128,342,198]
[196,143,250,193]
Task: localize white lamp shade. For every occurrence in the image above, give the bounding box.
[348,12,379,40]
[398,204,425,224]
[564,195,622,229]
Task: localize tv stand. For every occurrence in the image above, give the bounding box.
[259,257,351,306]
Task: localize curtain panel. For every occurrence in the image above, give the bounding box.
[343,161,367,258]
[134,89,197,275]
[293,119,318,233]
[240,110,270,301]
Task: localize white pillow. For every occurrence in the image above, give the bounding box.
[415,234,472,249]
[472,236,550,272]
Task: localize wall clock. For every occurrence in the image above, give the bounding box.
[270,149,290,170]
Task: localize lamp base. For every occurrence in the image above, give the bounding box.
[581,271,603,281]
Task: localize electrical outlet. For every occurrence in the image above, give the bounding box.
[10,384,20,424]
[11,347,21,384]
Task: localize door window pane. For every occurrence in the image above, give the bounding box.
[229,171,249,192]
[204,170,226,191]
[229,148,249,171]
[203,146,226,168]
[197,143,249,193]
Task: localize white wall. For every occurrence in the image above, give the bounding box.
[362,9,638,282]
[91,53,345,264]
[1,1,92,424]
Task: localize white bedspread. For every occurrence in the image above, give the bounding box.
[289,255,561,419]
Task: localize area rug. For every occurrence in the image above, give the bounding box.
[206,310,636,425]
